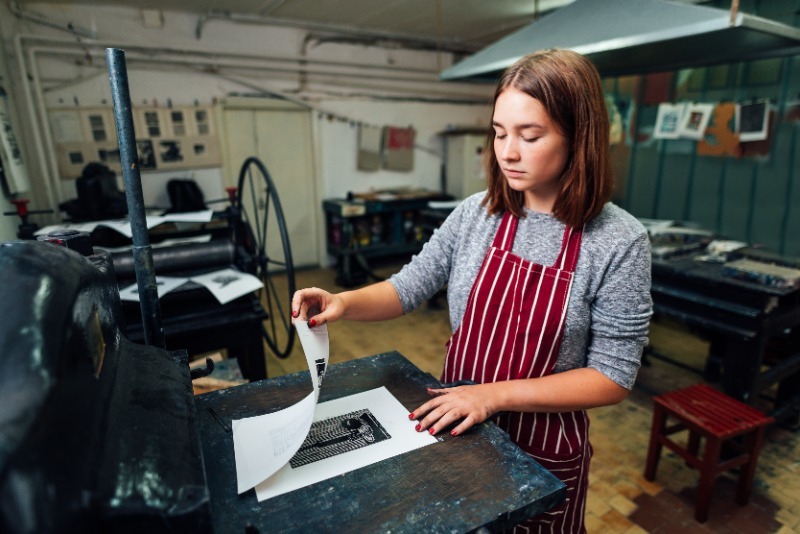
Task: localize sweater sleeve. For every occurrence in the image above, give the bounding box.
[388,200,466,314]
[586,231,653,390]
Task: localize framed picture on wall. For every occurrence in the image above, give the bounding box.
[736,100,769,142]
[677,103,714,140]
[653,103,685,139]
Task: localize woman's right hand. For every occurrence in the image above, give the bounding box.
[291,287,345,327]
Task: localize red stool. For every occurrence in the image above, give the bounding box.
[644,384,773,523]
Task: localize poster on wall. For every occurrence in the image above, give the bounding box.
[653,103,685,139]
[736,100,769,142]
[383,126,415,172]
[677,103,714,140]
[357,124,382,171]
[697,102,741,158]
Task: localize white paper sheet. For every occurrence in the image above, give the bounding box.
[254,386,437,502]
[159,209,214,222]
[233,321,329,493]
[189,268,263,305]
[35,211,213,238]
[232,321,438,500]
[653,103,685,140]
[678,102,715,140]
[295,321,329,401]
[118,275,189,302]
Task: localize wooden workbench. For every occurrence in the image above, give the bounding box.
[195,351,566,532]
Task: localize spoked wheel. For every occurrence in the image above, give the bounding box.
[234,157,296,359]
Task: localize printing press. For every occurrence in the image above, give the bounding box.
[647,226,800,427]
[97,162,297,383]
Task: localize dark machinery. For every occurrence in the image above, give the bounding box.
[0,239,211,532]
[648,247,800,427]
[106,156,297,380]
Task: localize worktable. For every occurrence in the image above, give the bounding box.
[650,252,800,426]
[195,352,566,533]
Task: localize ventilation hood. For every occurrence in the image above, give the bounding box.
[440,0,800,81]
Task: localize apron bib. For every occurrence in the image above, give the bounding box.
[442,211,589,534]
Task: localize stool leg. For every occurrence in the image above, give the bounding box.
[695,436,722,523]
[687,430,701,468]
[736,427,767,506]
[644,404,665,481]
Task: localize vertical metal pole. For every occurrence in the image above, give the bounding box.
[105,48,166,349]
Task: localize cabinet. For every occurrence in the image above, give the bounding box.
[442,130,487,199]
[323,192,452,287]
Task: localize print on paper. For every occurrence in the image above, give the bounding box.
[289,409,391,468]
[653,103,684,140]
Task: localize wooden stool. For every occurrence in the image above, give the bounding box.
[644,384,773,523]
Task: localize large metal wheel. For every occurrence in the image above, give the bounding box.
[234,157,296,359]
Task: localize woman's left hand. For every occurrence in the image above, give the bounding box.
[409,383,497,437]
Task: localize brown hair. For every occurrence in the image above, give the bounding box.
[482,49,612,227]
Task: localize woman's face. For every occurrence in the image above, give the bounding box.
[492,87,571,212]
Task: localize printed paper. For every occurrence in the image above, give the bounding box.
[232,321,438,500]
[118,275,188,302]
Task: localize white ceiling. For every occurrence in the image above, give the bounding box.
[13,0,576,53]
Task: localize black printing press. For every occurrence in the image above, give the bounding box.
[647,228,800,427]
[100,157,297,382]
[0,239,212,532]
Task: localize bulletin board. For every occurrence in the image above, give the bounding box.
[48,105,222,179]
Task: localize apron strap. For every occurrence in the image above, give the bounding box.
[552,225,584,272]
[490,211,518,251]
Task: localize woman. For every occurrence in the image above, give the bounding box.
[292,49,652,533]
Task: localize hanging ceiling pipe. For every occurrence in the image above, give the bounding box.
[67,48,486,102]
[194,9,478,54]
[33,46,439,85]
[8,2,96,39]
[18,33,441,77]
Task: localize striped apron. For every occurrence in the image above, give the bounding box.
[442,211,590,534]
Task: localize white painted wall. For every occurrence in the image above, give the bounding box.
[315,100,490,200]
[0,3,494,255]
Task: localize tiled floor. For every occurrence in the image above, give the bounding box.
[261,263,800,533]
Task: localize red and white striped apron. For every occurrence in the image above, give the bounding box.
[442,211,590,534]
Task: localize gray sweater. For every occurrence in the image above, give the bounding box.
[389,192,653,390]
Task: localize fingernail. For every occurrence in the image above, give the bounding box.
[292,310,299,318]
[451,430,458,437]
[309,319,317,327]
[429,428,436,435]
[408,413,415,420]
[415,424,421,432]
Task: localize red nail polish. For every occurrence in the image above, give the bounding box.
[451,430,458,437]
[429,428,435,435]
[415,424,421,432]
[292,310,299,318]
[408,413,415,420]
[309,319,316,327]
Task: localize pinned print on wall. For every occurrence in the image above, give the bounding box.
[357,124,382,172]
[739,110,776,160]
[736,100,769,142]
[677,103,714,140]
[653,103,685,139]
[383,126,415,172]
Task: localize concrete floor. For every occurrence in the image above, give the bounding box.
[256,262,800,533]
